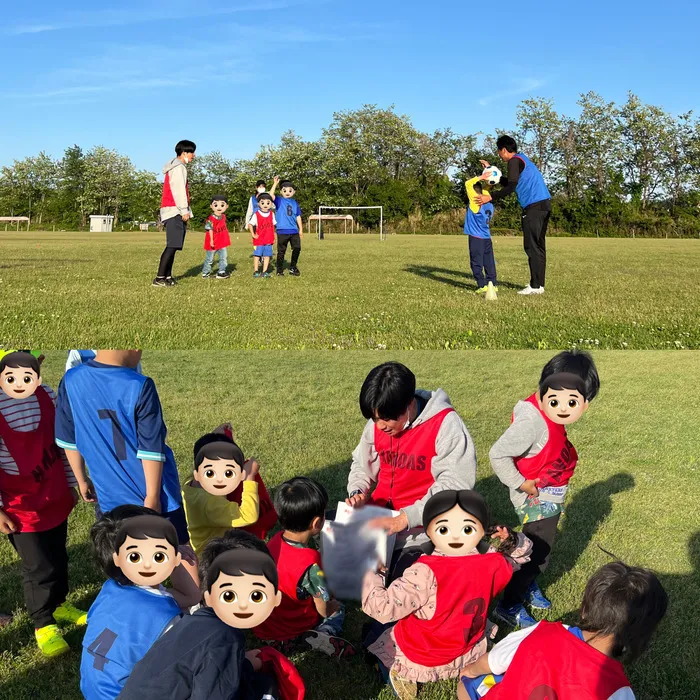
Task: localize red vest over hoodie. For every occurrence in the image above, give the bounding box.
[228,473,277,540]
[0,386,74,532]
[368,407,453,510]
[204,215,231,250]
[394,552,513,666]
[513,394,578,489]
[487,621,630,700]
[254,533,321,641]
[253,211,275,246]
[160,171,190,208]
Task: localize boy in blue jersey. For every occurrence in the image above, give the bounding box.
[464,171,497,294]
[273,181,303,276]
[54,350,199,594]
[81,506,191,700]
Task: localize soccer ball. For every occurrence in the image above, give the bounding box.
[482,166,502,185]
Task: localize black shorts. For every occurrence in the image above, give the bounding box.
[165,215,187,250]
[164,506,190,544]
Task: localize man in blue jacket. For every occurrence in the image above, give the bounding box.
[476,135,551,295]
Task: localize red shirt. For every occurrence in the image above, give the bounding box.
[368,408,453,510]
[394,552,513,666]
[204,215,231,251]
[253,211,275,246]
[0,386,74,532]
[487,621,630,699]
[254,533,321,641]
[161,172,190,208]
[513,394,578,488]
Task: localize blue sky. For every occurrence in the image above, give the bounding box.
[2,0,699,171]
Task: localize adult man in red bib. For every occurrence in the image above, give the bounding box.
[346,362,477,572]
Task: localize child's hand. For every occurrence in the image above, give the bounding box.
[178,543,198,566]
[345,492,368,509]
[144,495,162,513]
[479,171,491,181]
[492,526,511,542]
[252,233,259,240]
[244,458,260,480]
[273,175,280,185]
[0,509,17,535]
[245,649,262,672]
[78,477,97,503]
[475,192,493,206]
[520,479,539,497]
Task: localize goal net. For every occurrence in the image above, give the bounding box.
[313,206,384,240]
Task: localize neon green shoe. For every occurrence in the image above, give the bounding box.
[476,286,487,294]
[53,602,88,626]
[35,624,70,657]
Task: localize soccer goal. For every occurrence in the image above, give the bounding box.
[314,206,384,241]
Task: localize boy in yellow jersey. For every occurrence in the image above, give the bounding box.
[464,171,497,294]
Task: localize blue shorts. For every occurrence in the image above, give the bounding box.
[254,244,273,258]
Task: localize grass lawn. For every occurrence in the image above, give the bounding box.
[0,350,697,700]
[0,231,698,350]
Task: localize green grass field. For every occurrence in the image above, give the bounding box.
[1,231,699,350]
[0,351,697,700]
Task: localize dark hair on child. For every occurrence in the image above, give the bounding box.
[91,505,178,585]
[200,529,278,593]
[257,193,273,203]
[496,135,518,153]
[473,182,483,195]
[211,195,227,204]
[175,140,196,155]
[255,179,266,188]
[274,477,328,532]
[193,432,245,471]
[0,351,41,377]
[279,180,294,190]
[539,350,600,402]
[359,361,416,421]
[579,562,668,663]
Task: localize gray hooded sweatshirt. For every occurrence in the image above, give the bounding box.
[347,388,477,549]
[160,158,192,222]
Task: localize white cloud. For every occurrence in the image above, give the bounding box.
[477,78,548,106]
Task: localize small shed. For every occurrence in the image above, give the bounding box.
[90,215,114,233]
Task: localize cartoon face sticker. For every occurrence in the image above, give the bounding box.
[204,570,281,629]
[113,535,181,587]
[426,503,485,556]
[0,364,41,399]
[538,388,588,425]
[258,197,273,213]
[194,457,245,496]
[280,186,295,199]
[211,199,229,216]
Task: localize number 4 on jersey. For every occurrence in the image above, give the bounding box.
[87,628,118,671]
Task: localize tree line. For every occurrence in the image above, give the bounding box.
[2,94,699,237]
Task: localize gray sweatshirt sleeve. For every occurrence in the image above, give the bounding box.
[489,402,546,491]
[347,420,380,495]
[401,411,477,528]
[169,164,190,215]
[245,197,254,226]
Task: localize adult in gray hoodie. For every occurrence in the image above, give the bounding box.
[346,362,477,557]
[153,140,196,287]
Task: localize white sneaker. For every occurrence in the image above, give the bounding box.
[518,285,545,295]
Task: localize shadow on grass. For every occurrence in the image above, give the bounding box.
[403,264,522,291]
[179,261,240,280]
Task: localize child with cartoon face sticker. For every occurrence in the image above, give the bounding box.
[362,489,532,699]
[202,195,231,279]
[81,507,188,700]
[182,431,261,555]
[0,352,86,658]
[118,530,285,700]
[489,350,600,629]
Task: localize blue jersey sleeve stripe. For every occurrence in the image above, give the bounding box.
[56,438,78,450]
[137,450,166,461]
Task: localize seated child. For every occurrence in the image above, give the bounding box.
[459,561,668,700]
[253,477,355,658]
[489,350,600,628]
[182,430,260,554]
[0,351,86,657]
[118,530,285,700]
[464,170,497,294]
[248,193,276,278]
[362,489,531,699]
[202,195,231,279]
[81,506,188,700]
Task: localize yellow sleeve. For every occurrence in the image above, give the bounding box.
[203,480,260,528]
[465,176,481,214]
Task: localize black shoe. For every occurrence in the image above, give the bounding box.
[152,277,167,287]
[215,271,230,279]
[289,267,300,276]
[165,277,177,286]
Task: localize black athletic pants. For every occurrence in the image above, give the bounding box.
[521,201,551,289]
[8,519,69,628]
[276,233,301,272]
[501,513,560,607]
[157,216,187,278]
